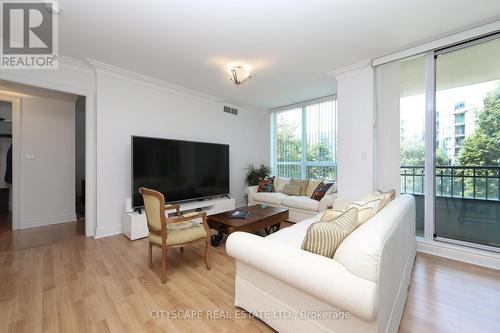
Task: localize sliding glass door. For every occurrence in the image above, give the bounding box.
[434,36,500,249]
[400,55,427,237]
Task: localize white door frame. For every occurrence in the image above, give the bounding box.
[0,93,21,229]
[0,76,96,237]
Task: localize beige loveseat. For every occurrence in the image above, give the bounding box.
[246,177,337,222]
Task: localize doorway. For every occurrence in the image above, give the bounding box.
[0,101,13,246]
[0,82,87,251]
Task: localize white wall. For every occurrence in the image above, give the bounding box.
[95,71,270,237]
[335,65,375,200]
[374,62,401,193]
[20,96,76,228]
[0,58,97,236]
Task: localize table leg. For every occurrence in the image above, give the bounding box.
[211,223,226,247]
[265,223,281,235]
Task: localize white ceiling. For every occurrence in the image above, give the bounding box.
[57,0,500,110]
[0,80,79,102]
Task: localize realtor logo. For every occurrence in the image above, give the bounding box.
[1,1,58,69]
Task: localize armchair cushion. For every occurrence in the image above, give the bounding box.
[149,222,207,246]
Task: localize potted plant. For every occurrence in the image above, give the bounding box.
[244,163,271,186]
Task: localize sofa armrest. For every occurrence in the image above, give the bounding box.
[319,193,337,212]
[246,185,259,204]
[226,232,377,321]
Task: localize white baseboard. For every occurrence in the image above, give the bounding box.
[18,214,77,230]
[417,239,500,271]
[95,224,123,239]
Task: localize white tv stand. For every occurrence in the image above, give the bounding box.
[123,196,235,240]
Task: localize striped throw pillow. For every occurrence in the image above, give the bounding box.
[301,208,359,258]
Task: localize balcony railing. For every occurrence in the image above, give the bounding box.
[401,165,500,201]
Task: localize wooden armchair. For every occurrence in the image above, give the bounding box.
[139,187,211,283]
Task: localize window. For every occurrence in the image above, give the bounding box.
[454,112,465,125]
[434,35,500,249]
[271,99,336,181]
[399,34,500,250]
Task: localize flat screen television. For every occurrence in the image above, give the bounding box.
[132,136,229,208]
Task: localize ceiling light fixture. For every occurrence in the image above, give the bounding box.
[227,64,251,85]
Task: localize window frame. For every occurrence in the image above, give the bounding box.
[271,96,337,180]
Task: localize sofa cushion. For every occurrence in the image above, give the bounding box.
[149,222,207,246]
[274,176,290,192]
[333,195,414,282]
[282,184,301,196]
[301,208,359,258]
[281,196,320,211]
[305,179,323,197]
[290,178,309,196]
[253,192,289,205]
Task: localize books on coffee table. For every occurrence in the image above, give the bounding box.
[226,210,250,219]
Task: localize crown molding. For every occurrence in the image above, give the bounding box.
[326,60,372,80]
[59,55,93,74]
[85,58,224,104]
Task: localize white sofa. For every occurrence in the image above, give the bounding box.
[226,194,416,333]
[247,185,337,223]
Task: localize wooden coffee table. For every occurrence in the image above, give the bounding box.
[207,205,289,246]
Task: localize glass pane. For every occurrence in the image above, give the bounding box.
[276,164,302,179]
[400,55,426,237]
[305,100,336,162]
[276,108,302,165]
[304,100,336,181]
[435,36,500,248]
[306,166,336,182]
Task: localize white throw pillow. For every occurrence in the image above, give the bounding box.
[344,199,382,225]
[274,176,291,192]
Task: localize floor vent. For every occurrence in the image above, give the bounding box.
[223,105,239,115]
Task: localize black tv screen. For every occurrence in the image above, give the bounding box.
[132,136,229,208]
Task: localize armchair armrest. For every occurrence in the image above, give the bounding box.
[319,193,337,212]
[226,232,377,321]
[167,211,206,223]
[246,185,259,204]
[165,203,181,216]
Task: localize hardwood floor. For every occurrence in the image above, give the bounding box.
[400,253,500,333]
[0,233,499,333]
[0,213,85,252]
